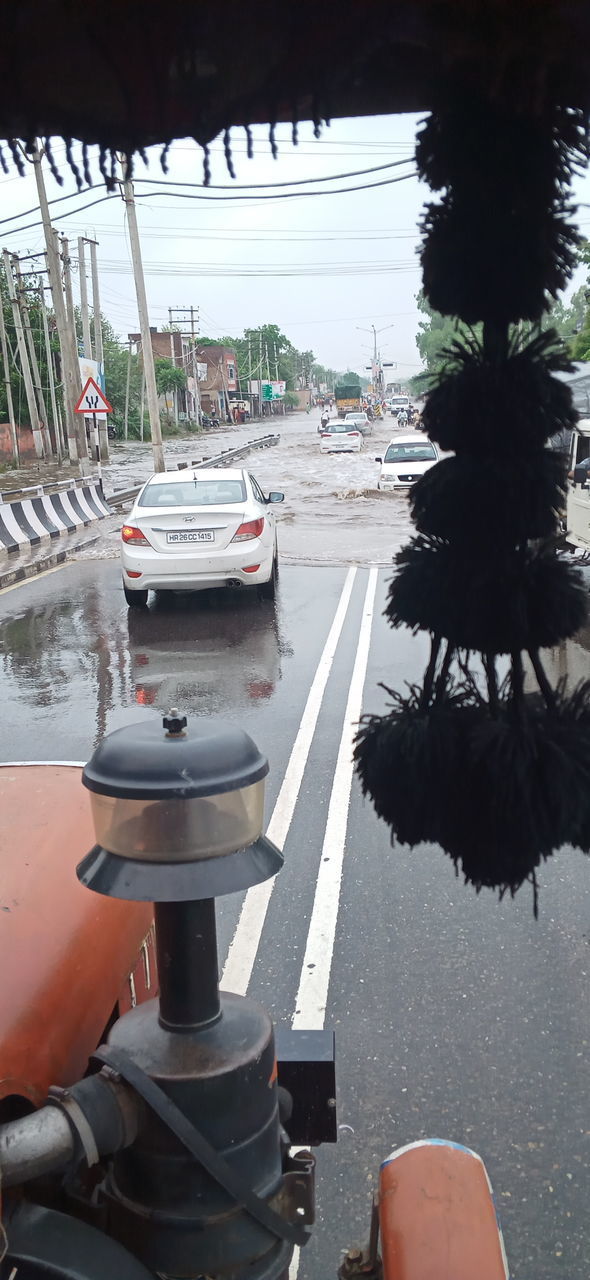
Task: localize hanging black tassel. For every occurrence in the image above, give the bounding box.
[411,451,567,546]
[388,539,587,654]
[421,331,577,454]
[356,91,590,915]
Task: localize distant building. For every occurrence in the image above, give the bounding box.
[195,344,239,420]
[127,330,240,422]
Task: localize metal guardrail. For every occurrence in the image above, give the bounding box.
[0,475,102,503]
[107,434,280,508]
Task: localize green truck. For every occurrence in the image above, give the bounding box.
[334,382,362,418]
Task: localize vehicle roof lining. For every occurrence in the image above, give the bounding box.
[0,3,589,186]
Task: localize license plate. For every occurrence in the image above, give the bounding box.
[166,530,215,544]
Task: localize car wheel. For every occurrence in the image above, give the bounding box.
[124,582,148,607]
[259,549,278,600]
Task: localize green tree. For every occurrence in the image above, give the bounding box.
[154,357,187,396]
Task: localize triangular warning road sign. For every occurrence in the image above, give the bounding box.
[74,376,113,415]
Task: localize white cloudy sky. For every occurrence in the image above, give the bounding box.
[1,113,590,377]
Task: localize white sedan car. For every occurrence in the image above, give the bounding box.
[375,434,439,490]
[121,468,283,606]
[319,422,363,453]
[344,411,372,436]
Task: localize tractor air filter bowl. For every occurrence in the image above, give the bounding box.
[82,712,268,862]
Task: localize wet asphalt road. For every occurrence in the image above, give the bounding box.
[0,559,588,1279]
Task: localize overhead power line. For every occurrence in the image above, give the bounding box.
[0,170,417,238]
[0,158,414,230]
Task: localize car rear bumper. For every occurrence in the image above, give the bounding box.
[320,442,361,452]
[121,541,273,590]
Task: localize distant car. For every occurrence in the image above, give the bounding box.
[375,434,439,489]
[344,411,372,436]
[121,467,284,606]
[319,422,362,453]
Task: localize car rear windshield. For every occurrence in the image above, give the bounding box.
[384,442,437,462]
[326,423,356,433]
[139,478,246,507]
[345,413,365,420]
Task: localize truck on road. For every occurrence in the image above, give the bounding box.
[334,381,362,418]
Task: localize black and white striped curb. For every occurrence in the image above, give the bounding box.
[0,481,111,554]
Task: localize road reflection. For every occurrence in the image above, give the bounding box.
[127,590,286,715]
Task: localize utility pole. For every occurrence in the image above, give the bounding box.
[121,162,165,471]
[168,330,179,427]
[77,238,92,356]
[2,250,44,458]
[168,306,202,425]
[12,254,51,456]
[259,330,264,417]
[39,284,63,460]
[88,238,109,461]
[32,143,81,465]
[248,334,252,417]
[124,339,132,440]
[60,234,88,466]
[0,284,18,463]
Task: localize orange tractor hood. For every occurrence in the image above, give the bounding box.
[0,764,154,1108]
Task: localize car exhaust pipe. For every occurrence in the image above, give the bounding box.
[226,578,242,588]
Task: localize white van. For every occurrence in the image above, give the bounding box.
[388,395,410,415]
[566,419,590,551]
[375,433,439,490]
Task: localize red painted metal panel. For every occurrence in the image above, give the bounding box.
[0,765,154,1106]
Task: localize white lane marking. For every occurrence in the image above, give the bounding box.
[0,564,66,596]
[221,567,358,994]
[288,567,378,1280]
[292,566,378,1030]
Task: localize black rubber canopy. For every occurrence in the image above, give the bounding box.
[82,715,269,801]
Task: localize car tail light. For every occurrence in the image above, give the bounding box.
[349,432,360,437]
[321,432,331,437]
[122,524,150,545]
[243,564,261,573]
[135,686,157,705]
[126,570,143,578]
[231,518,264,542]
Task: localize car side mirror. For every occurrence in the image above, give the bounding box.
[375,457,382,463]
[267,492,285,503]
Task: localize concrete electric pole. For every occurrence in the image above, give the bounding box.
[32,144,82,465]
[0,282,19,463]
[89,238,109,461]
[121,161,165,472]
[2,250,44,458]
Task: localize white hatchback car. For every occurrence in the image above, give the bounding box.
[121,468,283,606]
[319,422,363,453]
[375,434,439,490]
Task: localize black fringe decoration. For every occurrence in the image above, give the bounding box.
[245,125,253,160]
[411,452,567,546]
[202,143,211,186]
[421,330,576,455]
[269,122,278,159]
[160,143,171,174]
[388,541,587,654]
[223,129,235,178]
[65,137,83,191]
[0,144,8,176]
[43,137,64,186]
[82,143,92,187]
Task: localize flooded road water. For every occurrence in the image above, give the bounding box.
[0,410,414,567]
